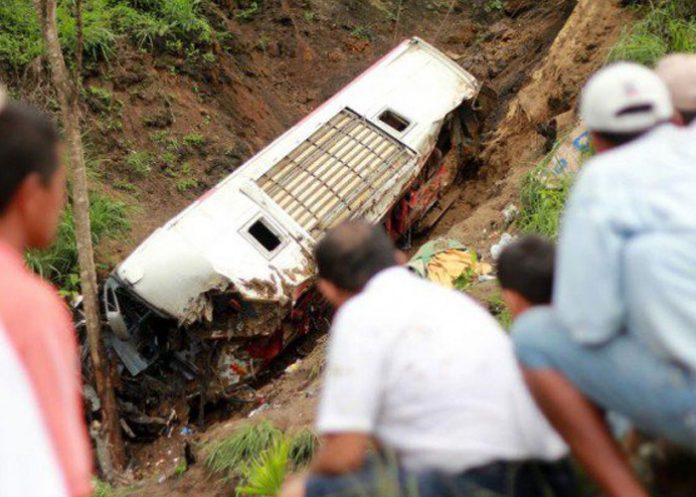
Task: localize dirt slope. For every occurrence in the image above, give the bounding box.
[436,0,632,253]
[106,1,643,495]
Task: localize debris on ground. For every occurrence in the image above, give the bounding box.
[490,233,517,260]
[409,239,493,289]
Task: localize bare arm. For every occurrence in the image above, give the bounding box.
[309,433,372,476]
[522,367,649,497]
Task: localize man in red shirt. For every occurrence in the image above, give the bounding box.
[0,94,93,496]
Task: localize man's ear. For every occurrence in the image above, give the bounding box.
[317,278,339,303]
[501,288,531,319]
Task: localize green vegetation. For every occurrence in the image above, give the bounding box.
[204,422,318,483]
[93,479,114,497]
[351,25,372,41]
[288,428,319,469]
[609,0,696,66]
[236,2,260,22]
[517,164,572,239]
[0,0,214,70]
[176,177,199,192]
[236,439,290,497]
[205,421,284,479]
[125,150,154,176]
[183,132,206,148]
[26,193,129,295]
[488,293,513,330]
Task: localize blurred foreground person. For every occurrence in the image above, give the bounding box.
[281,221,573,497]
[0,95,92,496]
[656,53,696,125]
[0,319,68,496]
[512,63,696,497]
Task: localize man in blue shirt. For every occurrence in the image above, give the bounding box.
[512,62,696,497]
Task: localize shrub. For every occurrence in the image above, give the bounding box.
[205,422,284,479]
[288,429,318,469]
[609,0,696,66]
[236,439,290,497]
[0,0,43,69]
[125,150,154,176]
[25,193,129,293]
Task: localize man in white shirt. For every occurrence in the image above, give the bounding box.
[281,221,572,497]
[0,319,68,497]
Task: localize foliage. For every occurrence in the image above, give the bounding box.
[288,429,318,469]
[93,479,114,497]
[351,25,372,41]
[236,2,260,22]
[125,150,154,176]
[0,0,43,69]
[183,132,206,147]
[236,439,290,497]
[176,177,199,192]
[609,0,696,66]
[25,193,129,294]
[487,293,513,330]
[205,421,284,479]
[0,0,214,69]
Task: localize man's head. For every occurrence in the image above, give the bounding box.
[580,62,673,153]
[497,235,555,318]
[314,221,400,308]
[656,54,696,126]
[0,94,65,251]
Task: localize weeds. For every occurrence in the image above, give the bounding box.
[176,177,199,192]
[26,193,129,293]
[236,439,290,497]
[125,150,154,176]
[205,421,284,479]
[288,428,318,469]
[351,25,372,41]
[609,0,696,66]
[488,293,513,331]
[205,422,319,486]
[0,0,214,70]
[183,132,206,148]
[237,2,260,22]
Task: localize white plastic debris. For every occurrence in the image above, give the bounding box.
[248,403,271,418]
[502,204,519,225]
[490,233,517,260]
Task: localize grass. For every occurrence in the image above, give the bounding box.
[608,0,696,66]
[205,421,284,479]
[26,193,129,295]
[183,132,206,148]
[236,439,290,497]
[0,0,214,70]
[125,150,154,177]
[488,293,513,330]
[288,428,318,469]
[205,421,319,486]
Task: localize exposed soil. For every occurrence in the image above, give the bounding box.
[85,1,641,495]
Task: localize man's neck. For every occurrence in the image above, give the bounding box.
[0,215,27,254]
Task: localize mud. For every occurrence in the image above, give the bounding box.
[38,0,639,494]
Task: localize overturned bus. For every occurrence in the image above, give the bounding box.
[103,37,490,411]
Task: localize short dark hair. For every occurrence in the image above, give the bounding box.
[497,235,555,305]
[0,101,60,214]
[593,128,651,147]
[314,220,397,292]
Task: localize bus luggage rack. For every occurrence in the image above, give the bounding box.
[258,108,415,239]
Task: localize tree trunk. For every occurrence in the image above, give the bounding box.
[33,0,126,476]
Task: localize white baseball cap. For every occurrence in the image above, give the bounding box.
[656,54,696,112]
[580,62,673,133]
